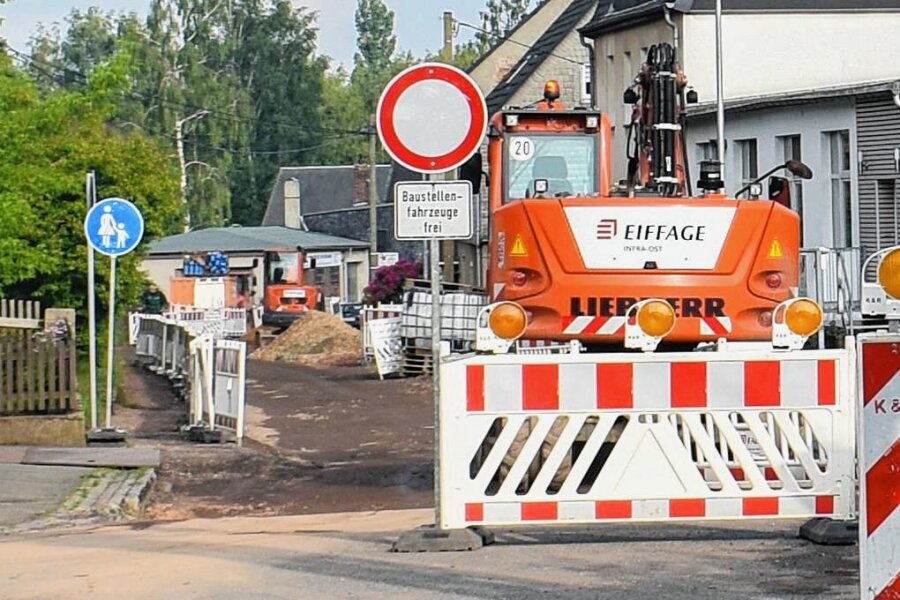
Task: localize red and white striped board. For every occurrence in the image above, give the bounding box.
[561,316,732,337]
[858,335,900,600]
[464,496,838,525]
[464,358,838,412]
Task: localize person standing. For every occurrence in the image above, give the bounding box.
[140,284,169,315]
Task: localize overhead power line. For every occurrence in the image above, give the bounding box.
[454,20,586,68]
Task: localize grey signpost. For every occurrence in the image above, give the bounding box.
[376,63,487,538]
[84,198,145,434]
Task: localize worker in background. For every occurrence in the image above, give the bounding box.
[141,283,169,315]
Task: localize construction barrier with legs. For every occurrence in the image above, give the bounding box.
[438,345,857,530]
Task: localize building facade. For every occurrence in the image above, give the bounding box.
[581,0,900,184]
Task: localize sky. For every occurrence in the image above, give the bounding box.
[0,0,489,69]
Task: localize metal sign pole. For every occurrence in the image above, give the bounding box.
[105,255,117,429]
[715,0,726,181]
[86,172,98,430]
[429,176,443,530]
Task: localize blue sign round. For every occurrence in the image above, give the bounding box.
[84,198,145,257]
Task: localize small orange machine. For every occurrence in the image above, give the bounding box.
[262,250,321,326]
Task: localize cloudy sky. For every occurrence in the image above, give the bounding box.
[0,0,490,68]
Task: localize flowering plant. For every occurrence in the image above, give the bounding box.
[363,259,421,305]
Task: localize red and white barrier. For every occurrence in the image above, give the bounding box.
[439,347,856,530]
[858,334,900,600]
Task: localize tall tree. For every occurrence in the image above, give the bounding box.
[459,0,532,61]
[354,0,396,76]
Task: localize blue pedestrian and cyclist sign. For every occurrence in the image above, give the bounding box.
[84,197,144,256]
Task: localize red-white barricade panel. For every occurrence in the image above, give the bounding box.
[858,334,900,600]
[439,348,856,530]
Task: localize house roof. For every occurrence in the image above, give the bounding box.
[262,164,393,226]
[466,0,551,75]
[148,226,368,256]
[686,79,900,117]
[582,0,900,36]
[484,0,604,116]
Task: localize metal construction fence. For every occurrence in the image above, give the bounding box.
[131,312,247,441]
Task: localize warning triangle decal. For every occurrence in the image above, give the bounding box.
[768,238,784,258]
[510,234,528,257]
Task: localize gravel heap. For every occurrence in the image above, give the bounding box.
[251,311,361,367]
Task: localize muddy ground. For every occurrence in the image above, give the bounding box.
[116,359,434,520]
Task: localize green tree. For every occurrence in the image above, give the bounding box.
[354,0,396,75]
[0,51,181,313]
[456,0,532,66]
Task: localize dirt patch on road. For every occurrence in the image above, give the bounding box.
[119,357,433,521]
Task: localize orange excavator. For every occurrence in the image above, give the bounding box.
[485,43,816,350]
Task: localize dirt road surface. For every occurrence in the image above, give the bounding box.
[116,359,433,520]
[0,509,858,599]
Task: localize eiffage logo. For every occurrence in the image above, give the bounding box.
[596,219,618,240]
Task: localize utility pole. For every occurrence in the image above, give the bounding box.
[441,10,456,284]
[369,114,379,268]
[175,111,208,233]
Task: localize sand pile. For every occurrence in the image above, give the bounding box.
[252,311,362,367]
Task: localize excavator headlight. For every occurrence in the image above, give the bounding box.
[784,299,823,337]
[878,247,900,300]
[488,302,528,341]
[636,300,676,338]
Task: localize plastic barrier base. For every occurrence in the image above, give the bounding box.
[798,517,858,545]
[392,525,494,553]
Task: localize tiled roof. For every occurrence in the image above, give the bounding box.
[582,0,900,36]
[484,0,605,116]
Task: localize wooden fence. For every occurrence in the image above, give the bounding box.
[0,300,79,416]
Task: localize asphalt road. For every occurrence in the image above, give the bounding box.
[0,509,859,599]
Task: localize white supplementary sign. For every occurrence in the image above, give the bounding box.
[376,252,400,266]
[395,181,473,240]
[304,252,342,268]
[564,206,737,270]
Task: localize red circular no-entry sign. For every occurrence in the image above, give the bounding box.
[377,63,488,174]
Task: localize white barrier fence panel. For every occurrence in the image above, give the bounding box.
[858,333,900,600]
[212,340,247,441]
[131,313,247,442]
[362,305,404,359]
[439,347,857,530]
[368,317,403,378]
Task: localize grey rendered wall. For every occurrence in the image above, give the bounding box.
[686,98,858,249]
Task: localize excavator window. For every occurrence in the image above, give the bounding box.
[265,251,300,285]
[506,135,598,200]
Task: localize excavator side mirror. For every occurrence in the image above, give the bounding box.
[785,160,813,180]
[623,88,639,104]
[768,176,792,208]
